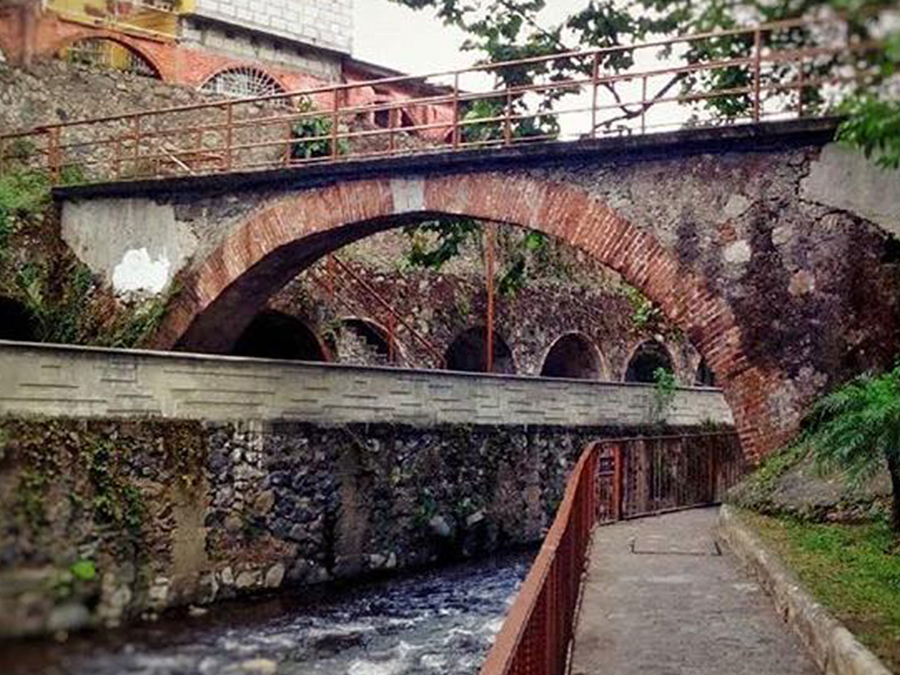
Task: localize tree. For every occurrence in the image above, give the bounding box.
[390,0,898,156]
[797,365,900,537]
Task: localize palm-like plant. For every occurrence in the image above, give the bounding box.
[798,364,900,537]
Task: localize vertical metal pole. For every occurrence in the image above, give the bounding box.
[613,444,624,521]
[133,115,142,177]
[387,315,397,364]
[331,89,340,158]
[752,28,762,123]
[225,103,234,171]
[590,52,599,139]
[47,127,60,184]
[641,75,648,134]
[484,223,496,373]
[452,72,460,148]
[796,55,806,118]
[504,88,513,145]
[114,135,122,180]
[388,106,396,154]
[0,137,7,176]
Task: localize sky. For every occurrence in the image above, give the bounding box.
[353,0,588,74]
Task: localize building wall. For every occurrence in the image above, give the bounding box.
[187,0,353,55]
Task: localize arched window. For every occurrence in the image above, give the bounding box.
[444,326,515,374]
[200,67,285,99]
[695,358,716,387]
[624,340,674,384]
[59,38,159,78]
[540,333,604,380]
[0,298,36,342]
[231,310,327,362]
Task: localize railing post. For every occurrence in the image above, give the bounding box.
[752,27,762,123]
[640,75,648,134]
[114,134,122,180]
[504,87,513,145]
[47,126,61,184]
[484,223,496,373]
[0,137,7,176]
[452,72,461,148]
[613,444,624,521]
[132,115,142,177]
[224,103,234,171]
[590,52,600,139]
[331,89,340,159]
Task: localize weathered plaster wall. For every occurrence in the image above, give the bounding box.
[0,414,732,637]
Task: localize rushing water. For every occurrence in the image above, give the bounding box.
[0,551,534,675]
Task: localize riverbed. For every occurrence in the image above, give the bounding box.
[0,551,533,675]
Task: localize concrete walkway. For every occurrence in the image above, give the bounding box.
[570,508,819,675]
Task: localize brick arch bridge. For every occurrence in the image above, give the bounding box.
[59,121,900,461]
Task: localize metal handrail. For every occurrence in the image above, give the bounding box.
[307,255,446,368]
[0,16,881,184]
[480,431,742,675]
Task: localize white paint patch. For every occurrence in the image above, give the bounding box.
[62,198,198,297]
[112,248,171,295]
[390,178,425,214]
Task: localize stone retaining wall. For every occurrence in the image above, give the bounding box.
[0,415,734,637]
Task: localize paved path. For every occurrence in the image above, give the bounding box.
[570,508,819,675]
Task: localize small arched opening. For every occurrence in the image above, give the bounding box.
[0,298,36,342]
[444,326,515,374]
[624,340,674,384]
[59,38,160,78]
[200,67,285,98]
[695,358,716,387]
[337,317,396,365]
[540,333,604,379]
[231,310,327,362]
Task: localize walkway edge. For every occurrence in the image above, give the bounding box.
[717,505,892,675]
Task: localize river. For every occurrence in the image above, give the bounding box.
[0,551,533,675]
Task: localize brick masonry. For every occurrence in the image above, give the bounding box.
[0,341,733,428]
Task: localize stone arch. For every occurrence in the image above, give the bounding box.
[231,310,329,362]
[624,340,675,384]
[152,174,767,457]
[540,332,605,380]
[0,297,36,342]
[444,326,515,374]
[55,33,164,80]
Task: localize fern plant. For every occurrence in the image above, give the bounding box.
[798,364,900,537]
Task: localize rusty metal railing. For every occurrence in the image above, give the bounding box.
[0,16,883,185]
[306,254,446,368]
[480,431,743,675]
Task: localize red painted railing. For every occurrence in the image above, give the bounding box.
[0,17,882,185]
[481,431,744,675]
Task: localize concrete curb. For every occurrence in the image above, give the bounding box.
[717,505,893,675]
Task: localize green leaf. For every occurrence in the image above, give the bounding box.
[70,559,96,581]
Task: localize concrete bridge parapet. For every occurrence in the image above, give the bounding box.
[0,341,733,428]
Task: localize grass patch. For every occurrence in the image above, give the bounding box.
[742,510,900,671]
